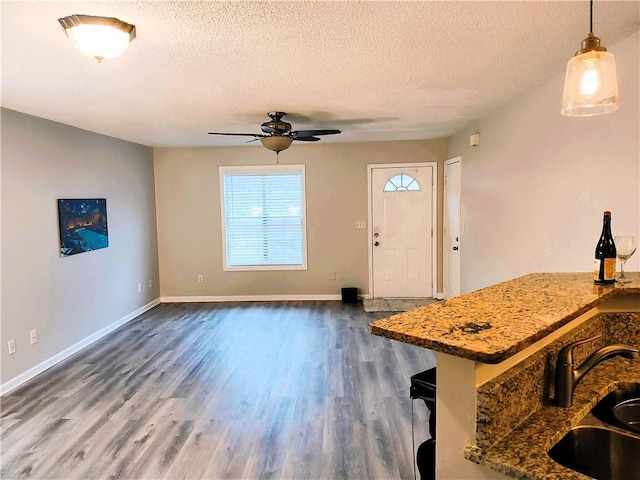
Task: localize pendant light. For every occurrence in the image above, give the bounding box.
[561,0,618,117]
[58,14,136,63]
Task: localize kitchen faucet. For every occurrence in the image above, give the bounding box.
[554,334,639,407]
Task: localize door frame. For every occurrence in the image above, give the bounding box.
[367,163,438,299]
[443,156,462,298]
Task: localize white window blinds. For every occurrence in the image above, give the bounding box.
[220,165,307,270]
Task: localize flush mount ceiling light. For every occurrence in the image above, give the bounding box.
[561,0,619,117]
[58,14,136,62]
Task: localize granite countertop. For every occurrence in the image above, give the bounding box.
[466,358,640,479]
[369,272,640,364]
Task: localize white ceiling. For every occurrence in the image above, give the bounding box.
[2,1,639,148]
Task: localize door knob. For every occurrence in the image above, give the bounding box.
[453,246,459,251]
[374,241,380,246]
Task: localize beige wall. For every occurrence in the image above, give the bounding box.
[154,139,447,299]
[1,109,160,388]
[446,31,640,294]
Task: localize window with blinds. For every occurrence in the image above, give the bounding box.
[220,165,307,270]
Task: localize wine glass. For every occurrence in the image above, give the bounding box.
[614,235,636,284]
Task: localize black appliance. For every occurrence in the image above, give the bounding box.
[410,367,436,480]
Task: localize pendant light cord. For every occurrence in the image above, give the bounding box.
[589,0,593,34]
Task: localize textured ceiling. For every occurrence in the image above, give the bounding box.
[2,1,639,148]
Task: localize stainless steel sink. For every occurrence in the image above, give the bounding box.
[548,425,640,479]
[591,386,640,434]
[549,386,640,478]
[612,398,640,434]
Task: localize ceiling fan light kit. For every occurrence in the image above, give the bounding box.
[561,0,619,117]
[58,14,136,62]
[260,136,293,153]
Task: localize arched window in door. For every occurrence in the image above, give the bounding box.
[383,174,421,192]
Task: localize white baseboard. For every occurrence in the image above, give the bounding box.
[0,298,161,396]
[161,294,343,303]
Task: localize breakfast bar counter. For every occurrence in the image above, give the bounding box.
[369,272,640,480]
[370,272,640,364]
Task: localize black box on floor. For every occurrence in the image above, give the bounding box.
[341,287,358,303]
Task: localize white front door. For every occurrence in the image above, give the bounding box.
[444,157,461,298]
[370,164,434,298]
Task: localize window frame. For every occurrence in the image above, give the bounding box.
[219,164,308,272]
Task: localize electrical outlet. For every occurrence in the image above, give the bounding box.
[149,279,153,289]
[197,274,204,283]
[7,340,16,355]
[137,283,142,293]
[30,329,37,345]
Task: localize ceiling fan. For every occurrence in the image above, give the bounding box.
[208,111,341,154]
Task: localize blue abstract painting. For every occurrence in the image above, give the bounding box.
[57,198,109,257]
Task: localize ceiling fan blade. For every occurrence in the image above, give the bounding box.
[208,132,265,138]
[293,136,320,142]
[293,129,341,138]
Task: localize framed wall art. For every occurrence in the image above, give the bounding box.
[57,198,109,257]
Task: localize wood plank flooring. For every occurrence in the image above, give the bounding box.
[1,301,435,479]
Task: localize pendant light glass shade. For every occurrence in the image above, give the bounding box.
[561,46,619,116]
[560,2,619,117]
[58,15,136,62]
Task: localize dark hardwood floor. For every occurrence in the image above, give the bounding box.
[1,301,435,479]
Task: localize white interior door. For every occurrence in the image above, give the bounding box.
[444,157,461,298]
[370,165,434,298]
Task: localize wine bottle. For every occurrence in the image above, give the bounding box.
[594,211,617,284]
